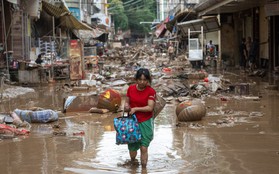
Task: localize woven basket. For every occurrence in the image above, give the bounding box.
[176,99,206,122]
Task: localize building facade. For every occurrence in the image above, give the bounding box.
[194,0,279,74]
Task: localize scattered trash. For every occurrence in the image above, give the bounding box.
[89,107,110,114]
[73,131,85,136]
[72,86,89,91]
[229,83,249,95]
[0,124,30,136]
[249,112,264,117]
[259,131,265,134]
[3,116,13,124]
[243,96,261,101]
[10,112,23,126]
[52,124,60,129]
[53,131,66,136]
[220,97,228,101]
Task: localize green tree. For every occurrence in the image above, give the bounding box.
[126,8,155,37]
[109,0,156,37]
[108,0,128,32]
[125,0,156,37]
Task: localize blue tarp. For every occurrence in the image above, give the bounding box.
[94,43,104,47]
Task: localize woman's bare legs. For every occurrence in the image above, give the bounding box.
[129,150,137,161]
[129,147,148,168]
[140,146,148,168]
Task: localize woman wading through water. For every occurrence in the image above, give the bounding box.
[124,68,156,169]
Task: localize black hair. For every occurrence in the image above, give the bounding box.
[135,68,152,84]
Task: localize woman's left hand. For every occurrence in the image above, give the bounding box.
[129,108,137,115]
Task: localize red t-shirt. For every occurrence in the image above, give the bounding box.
[127,84,156,123]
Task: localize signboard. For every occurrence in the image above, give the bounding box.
[69,7,81,20]
[69,40,82,80]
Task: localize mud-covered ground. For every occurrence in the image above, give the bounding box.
[0,65,278,174]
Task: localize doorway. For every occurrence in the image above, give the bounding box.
[271,15,279,68]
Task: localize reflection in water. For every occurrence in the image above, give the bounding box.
[63,105,222,174]
[1,75,278,173]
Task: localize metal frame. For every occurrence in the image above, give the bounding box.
[188,26,204,61]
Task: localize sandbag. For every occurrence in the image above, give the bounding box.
[14,109,58,123]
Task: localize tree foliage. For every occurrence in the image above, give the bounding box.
[108,0,129,31]
[108,0,156,37]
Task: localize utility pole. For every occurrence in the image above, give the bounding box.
[157,0,159,21]
[50,16,55,81]
[1,0,10,79]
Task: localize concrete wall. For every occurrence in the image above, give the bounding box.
[219,7,269,67]
[205,32,218,47]
[259,6,269,60]
[220,23,236,66]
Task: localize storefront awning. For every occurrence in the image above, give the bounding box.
[177,16,220,36]
[155,17,170,38]
[76,27,108,43]
[6,0,18,4]
[195,0,266,16]
[78,28,105,39]
[165,11,197,31]
[155,23,166,38]
[42,1,92,30]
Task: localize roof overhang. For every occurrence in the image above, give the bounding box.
[165,10,197,31]
[42,1,93,30]
[6,0,18,4]
[177,16,220,36]
[195,0,267,16]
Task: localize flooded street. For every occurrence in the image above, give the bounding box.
[1,0,279,173]
[0,69,279,174]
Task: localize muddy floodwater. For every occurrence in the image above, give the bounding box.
[0,71,279,174]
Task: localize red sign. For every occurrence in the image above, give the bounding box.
[70,40,78,47]
[69,40,83,80]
